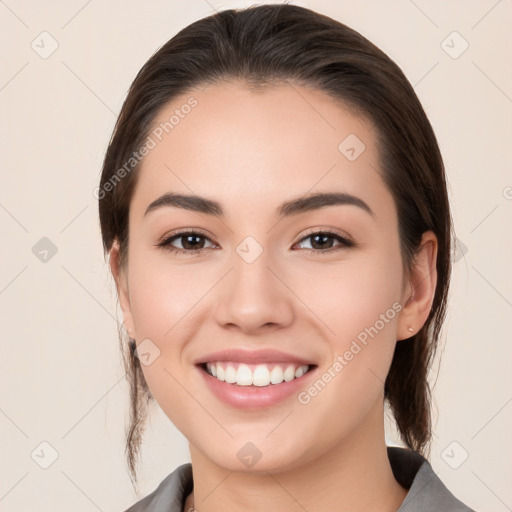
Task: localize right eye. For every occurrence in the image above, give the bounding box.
[156,230,218,256]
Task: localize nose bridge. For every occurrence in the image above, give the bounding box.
[213,237,294,331]
[234,241,273,292]
[231,239,280,304]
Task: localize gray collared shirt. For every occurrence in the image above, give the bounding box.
[123,446,476,511]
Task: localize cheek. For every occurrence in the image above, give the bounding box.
[125,249,219,421]
[292,246,403,406]
[290,246,404,348]
[127,247,215,338]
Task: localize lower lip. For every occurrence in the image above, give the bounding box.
[197,365,317,410]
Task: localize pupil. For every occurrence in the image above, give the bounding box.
[184,235,203,249]
[313,234,331,249]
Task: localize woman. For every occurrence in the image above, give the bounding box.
[98,4,476,511]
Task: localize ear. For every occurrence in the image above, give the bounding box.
[109,239,136,340]
[396,231,438,341]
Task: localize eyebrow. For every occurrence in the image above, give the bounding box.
[143,191,374,219]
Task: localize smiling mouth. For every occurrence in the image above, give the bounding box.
[198,362,317,387]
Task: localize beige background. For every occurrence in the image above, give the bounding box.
[1,0,511,511]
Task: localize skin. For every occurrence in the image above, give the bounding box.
[109,81,437,512]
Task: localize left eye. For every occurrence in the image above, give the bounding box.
[294,231,354,252]
[156,230,354,255]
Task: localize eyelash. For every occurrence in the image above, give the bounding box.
[155,228,355,257]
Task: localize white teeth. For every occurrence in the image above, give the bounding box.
[270,365,284,384]
[236,364,253,386]
[205,362,310,387]
[224,365,237,383]
[294,365,306,378]
[283,365,296,382]
[252,365,270,387]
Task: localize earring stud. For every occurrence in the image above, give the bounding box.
[408,327,413,332]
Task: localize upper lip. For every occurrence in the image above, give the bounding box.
[195,348,316,366]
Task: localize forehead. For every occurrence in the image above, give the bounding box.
[130,81,394,223]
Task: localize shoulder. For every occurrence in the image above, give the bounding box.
[122,463,193,512]
[388,446,477,511]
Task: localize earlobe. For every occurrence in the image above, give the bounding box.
[109,240,136,339]
[397,231,438,341]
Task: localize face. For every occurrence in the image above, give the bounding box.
[112,81,428,473]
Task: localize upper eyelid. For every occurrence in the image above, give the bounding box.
[298,227,353,242]
[158,227,213,243]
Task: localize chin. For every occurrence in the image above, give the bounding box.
[194,435,313,475]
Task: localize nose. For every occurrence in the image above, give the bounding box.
[213,247,295,334]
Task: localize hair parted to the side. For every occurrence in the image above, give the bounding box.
[98,4,453,491]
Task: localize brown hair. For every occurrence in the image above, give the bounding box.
[98,4,452,491]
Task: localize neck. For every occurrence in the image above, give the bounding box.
[184,399,407,512]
